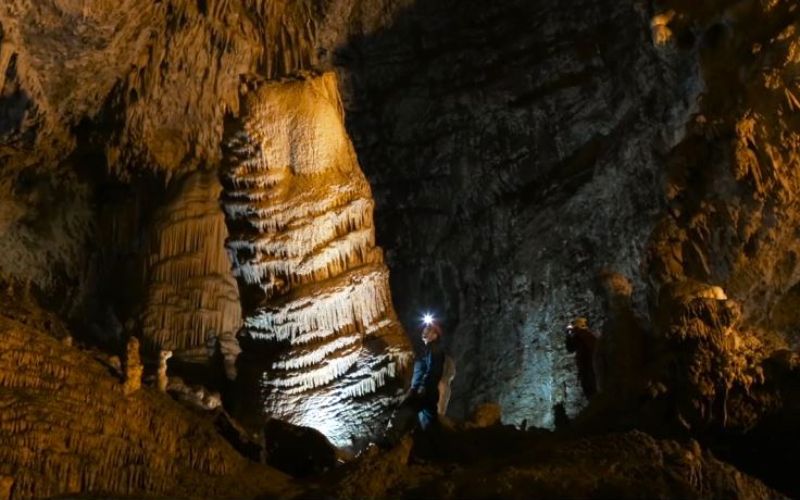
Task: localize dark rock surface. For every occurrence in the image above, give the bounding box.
[335,0,701,424]
[262,419,339,478]
[316,427,783,499]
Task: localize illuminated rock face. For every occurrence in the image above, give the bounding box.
[221,72,411,446]
[141,170,242,369]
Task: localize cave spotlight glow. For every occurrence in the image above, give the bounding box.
[422,313,435,325]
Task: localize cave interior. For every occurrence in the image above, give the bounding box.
[2,0,800,498]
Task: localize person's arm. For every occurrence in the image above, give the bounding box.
[410,358,425,391]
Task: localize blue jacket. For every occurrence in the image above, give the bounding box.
[411,340,445,405]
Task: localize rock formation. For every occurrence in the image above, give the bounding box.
[122,336,143,396]
[157,349,172,392]
[642,285,768,433]
[320,429,780,499]
[221,71,412,446]
[635,0,800,442]
[141,170,242,366]
[1,0,800,496]
[218,330,243,380]
[0,312,293,499]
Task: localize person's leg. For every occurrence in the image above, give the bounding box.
[413,404,442,460]
[418,404,440,431]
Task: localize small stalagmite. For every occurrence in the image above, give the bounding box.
[221,71,412,446]
[157,349,172,392]
[123,337,143,396]
[217,331,242,380]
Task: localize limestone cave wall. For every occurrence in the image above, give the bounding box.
[335,0,702,424]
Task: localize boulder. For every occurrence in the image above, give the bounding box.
[263,419,339,477]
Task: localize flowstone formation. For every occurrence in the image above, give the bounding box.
[0,312,293,500]
[221,71,412,446]
[141,170,242,368]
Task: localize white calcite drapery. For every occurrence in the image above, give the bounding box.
[141,171,242,374]
[221,72,411,446]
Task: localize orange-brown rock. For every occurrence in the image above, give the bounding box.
[0,314,293,499]
[122,336,143,396]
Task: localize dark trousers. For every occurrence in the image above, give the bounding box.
[417,394,439,431]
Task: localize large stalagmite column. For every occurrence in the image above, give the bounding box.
[221,72,412,446]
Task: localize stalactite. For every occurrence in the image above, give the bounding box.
[221,71,411,446]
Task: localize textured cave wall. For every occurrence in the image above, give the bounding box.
[0,0,705,431]
[221,72,411,447]
[334,0,702,425]
[0,0,413,174]
[630,0,800,437]
[0,311,293,499]
[647,0,800,346]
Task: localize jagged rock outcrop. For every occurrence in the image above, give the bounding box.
[141,169,242,368]
[633,0,800,443]
[645,0,800,348]
[221,71,412,446]
[0,313,293,499]
[642,285,769,433]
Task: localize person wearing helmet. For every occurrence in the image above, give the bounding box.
[566,317,599,399]
[408,321,446,430]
